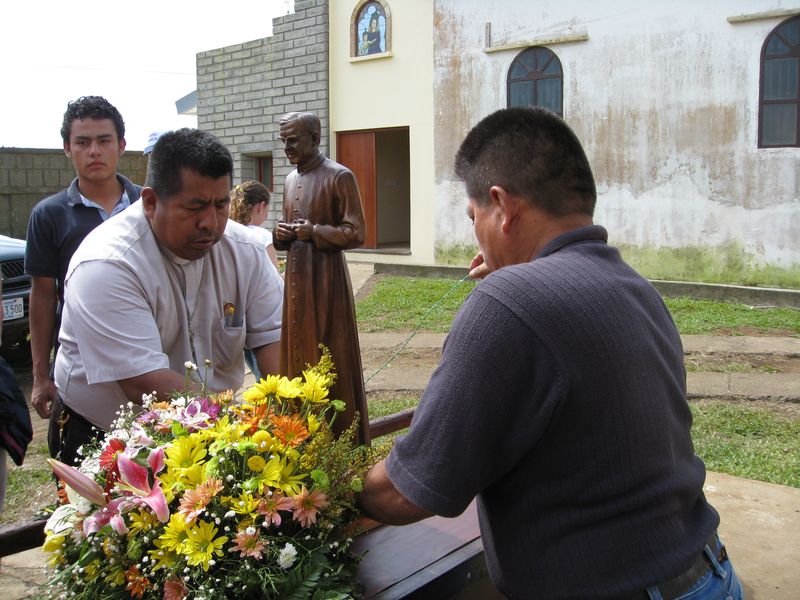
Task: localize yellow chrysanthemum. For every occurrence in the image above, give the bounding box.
[247,455,266,472]
[157,513,192,554]
[276,376,303,399]
[164,435,207,471]
[42,532,65,554]
[43,533,66,566]
[244,374,281,401]
[179,463,208,488]
[128,509,160,536]
[306,414,321,435]
[157,468,181,503]
[223,491,260,516]
[278,458,309,496]
[84,559,102,581]
[251,430,276,452]
[184,520,228,572]
[301,369,330,403]
[149,543,179,571]
[202,415,239,440]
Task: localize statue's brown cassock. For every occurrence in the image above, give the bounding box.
[274,151,370,444]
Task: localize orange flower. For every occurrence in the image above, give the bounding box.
[178,478,223,523]
[163,578,188,600]
[125,564,153,599]
[270,414,310,448]
[292,486,329,528]
[56,481,69,505]
[257,491,295,527]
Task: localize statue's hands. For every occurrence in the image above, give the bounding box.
[293,219,314,241]
[275,221,297,242]
[468,251,491,280]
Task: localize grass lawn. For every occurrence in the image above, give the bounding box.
[357,276,800,336]
[367,392,800,489]
[690,400,800,488]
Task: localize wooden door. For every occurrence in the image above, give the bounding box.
[337,131,377,249]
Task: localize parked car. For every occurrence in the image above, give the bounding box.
[0,235,31,365]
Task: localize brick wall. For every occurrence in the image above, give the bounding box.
[0,148,147,239]
[196,0,330,228]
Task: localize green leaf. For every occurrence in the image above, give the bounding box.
[311,469,330,491]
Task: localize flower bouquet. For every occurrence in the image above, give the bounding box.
[43,350,377,599]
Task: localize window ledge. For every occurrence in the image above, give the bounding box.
[728,8,800,24]
[483,31,588,53]
[350,51,394,63]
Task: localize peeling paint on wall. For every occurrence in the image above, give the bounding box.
[432,0,800,284]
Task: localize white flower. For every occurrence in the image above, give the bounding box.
[75,498,92,515]
[224,510,236,519]
[81,456,101,476]
[185,361,198,371]
[277,543,297,569]
[245,526,256,535]
[110,429,130,442]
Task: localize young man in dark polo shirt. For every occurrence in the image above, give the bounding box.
[360,107,743,600]
[24,96,141,460]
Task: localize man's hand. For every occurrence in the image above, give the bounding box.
[293,218,314,242]
[468,251,491,280]
[31,378,57,419]
[275,221,297,242]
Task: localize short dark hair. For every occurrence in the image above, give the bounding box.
[60,96,125,143]
[144,128,233,199]
[454,107,596,217]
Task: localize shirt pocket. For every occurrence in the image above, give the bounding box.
[211,317,246,371]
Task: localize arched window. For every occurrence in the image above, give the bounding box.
[507,46,563,116]
[759,16,800,147]
[352,1,391,58]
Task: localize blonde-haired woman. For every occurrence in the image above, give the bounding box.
[230,181,281,380]
[230,180,281,272]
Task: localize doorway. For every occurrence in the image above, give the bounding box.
[337,128,410,251]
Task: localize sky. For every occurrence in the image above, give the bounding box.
[0,1,292,151]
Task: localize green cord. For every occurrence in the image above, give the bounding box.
[364,274,471,383]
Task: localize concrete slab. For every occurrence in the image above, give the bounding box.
[704,472,800,600]
[683,335,800,356]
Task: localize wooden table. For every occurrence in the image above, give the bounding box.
[353,501,500,599]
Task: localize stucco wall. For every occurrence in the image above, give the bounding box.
[329,0,436,263]
[433,0,800,285]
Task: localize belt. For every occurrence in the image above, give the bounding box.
[619,532,728,600]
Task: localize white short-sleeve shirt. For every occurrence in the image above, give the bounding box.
[55,202,283,429]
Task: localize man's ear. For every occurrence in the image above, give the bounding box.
[63,142,71,159]
[141,187,157,218]
[489,185,520,233]
[118,136,126,155]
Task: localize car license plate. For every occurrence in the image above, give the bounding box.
[2,297,23,321]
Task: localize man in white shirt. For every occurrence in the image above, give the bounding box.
[54,128,283,465]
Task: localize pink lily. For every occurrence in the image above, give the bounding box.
[83,497,128,536]
[116,452,170,522]
[47,459,106,506]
